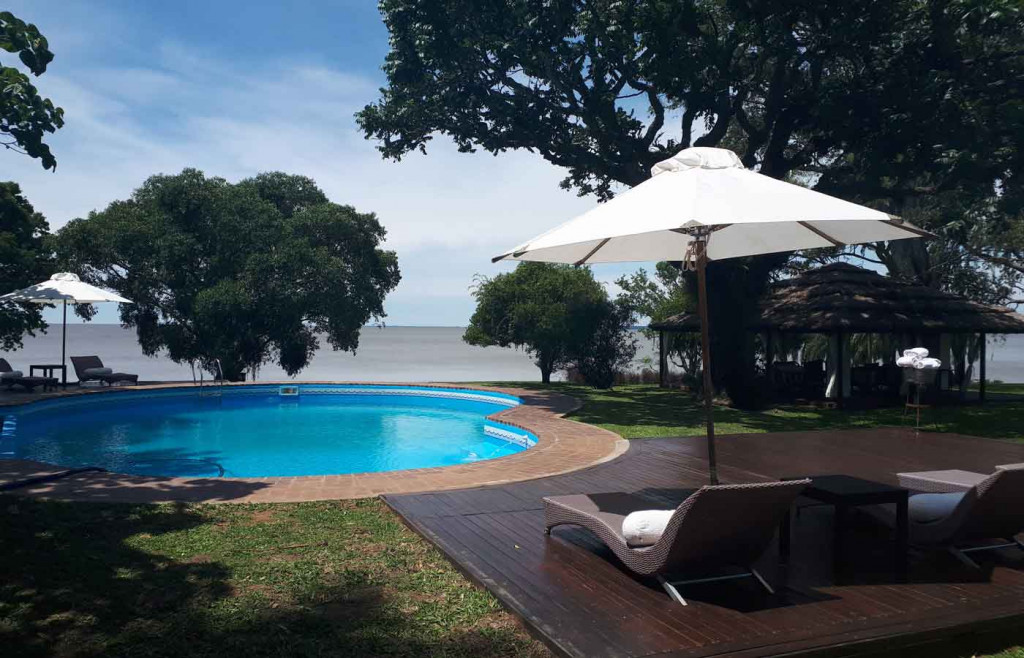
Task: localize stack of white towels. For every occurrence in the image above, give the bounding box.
[896,347,942,370]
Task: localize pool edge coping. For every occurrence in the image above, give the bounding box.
[0,382,629,504]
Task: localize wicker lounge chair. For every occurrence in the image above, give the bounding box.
[543,479,810,605]
[875,466,1024,568]
[70,356,138,386]
[0,358,58,392]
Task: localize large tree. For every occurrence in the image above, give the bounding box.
[0,182,52,350]
[56,170,401,380]
[360,0,1023,403]
[1,11,63,170]
[810,0,1024,306]
[464,262,633,384]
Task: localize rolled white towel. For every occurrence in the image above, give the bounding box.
[622,509,674,547]
[896,356,919,368]
[83,367,113,377]
[0,370,24,379]
[904,347,929,359]
[917,357,942,369]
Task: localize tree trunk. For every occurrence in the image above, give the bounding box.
[538,352,554,384]
[219,359,246,382]
[703,254,787,408]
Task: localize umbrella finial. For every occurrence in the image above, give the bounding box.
[651,147,744,177]
[50,272,81,282]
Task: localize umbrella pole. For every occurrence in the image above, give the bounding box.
[62,301,67,387]
[694,241,719,485]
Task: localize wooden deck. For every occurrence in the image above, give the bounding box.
[385,428,1024,658]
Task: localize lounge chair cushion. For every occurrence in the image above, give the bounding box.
[83,367,113,377]
[909,492,965,524]
[0,370,24,379]
[623,510,674,547]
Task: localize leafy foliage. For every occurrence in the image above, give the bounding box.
[56,170,401,380]
[0,11,63,170]
[359,0,929,195]
[464,262,633,384]
[616,263,703,385]
[0,182,52,350]
[811,0,1024,308]
[363,0,1023,402]
[568,298,638,389]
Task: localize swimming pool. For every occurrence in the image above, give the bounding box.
[0,385,535,478]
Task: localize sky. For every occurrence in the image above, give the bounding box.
[4,0,642,326]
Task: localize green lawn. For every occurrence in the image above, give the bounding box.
[491,382,1024,442]
[0,497,547,658]
[975,382,1024,396]
[3,384,1024,657]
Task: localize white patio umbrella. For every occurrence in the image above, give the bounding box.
[0,273,132,386]
[493,147,929,484]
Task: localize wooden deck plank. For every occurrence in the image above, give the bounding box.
[385,428,1024,657]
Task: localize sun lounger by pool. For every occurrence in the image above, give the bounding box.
[543,479,810,605]
[70,356,138,386]
[0,358,58,392]
[872,466,1024,568]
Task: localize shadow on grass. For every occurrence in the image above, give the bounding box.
[0,496,542,658]
[497,382,1024,441]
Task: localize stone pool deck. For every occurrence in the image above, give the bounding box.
[0,383,627,504]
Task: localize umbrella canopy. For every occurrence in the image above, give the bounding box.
[493,148,927,265]
[493,147,928,484]
[1,273,131,386]
[0,272,132,305]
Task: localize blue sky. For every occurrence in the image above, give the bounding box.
[6,0,641,326]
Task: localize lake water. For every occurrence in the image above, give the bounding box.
[2,324,1021,383]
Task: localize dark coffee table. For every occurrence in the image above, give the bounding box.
[779,474,909,579]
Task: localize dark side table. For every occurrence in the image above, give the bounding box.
[779,474,909,580]
[30,364,67,388]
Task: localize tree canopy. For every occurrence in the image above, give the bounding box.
[1,11,63,170]
[56,170,401,380]
[362,0,1023,402]
[0,182,51,350]
[464,262,634,385]
[360,0,961,194]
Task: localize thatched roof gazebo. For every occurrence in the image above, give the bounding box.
[650,263,1024,401]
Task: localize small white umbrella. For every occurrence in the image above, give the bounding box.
[1,273,132,386]
[494,147,929,483]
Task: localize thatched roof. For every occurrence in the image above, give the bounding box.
[650,263,1024,334]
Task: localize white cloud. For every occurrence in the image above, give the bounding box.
[8,9,642,327]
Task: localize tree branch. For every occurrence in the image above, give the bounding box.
[964,246,1024,275]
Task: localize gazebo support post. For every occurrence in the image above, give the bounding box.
[693,236,719,485]
[979,332,987,403]
[837,332,845,407]
[765,331,775,389]
[826,332,849,405]
[659,330,668,388]
[939,333,952,391]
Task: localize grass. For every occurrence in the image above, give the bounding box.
[973,382,1024,396]
[0,496,547,658]
[4,383,1024,657]
[489,382,1024,442]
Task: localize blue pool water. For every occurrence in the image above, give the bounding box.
[1,386,533,478]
